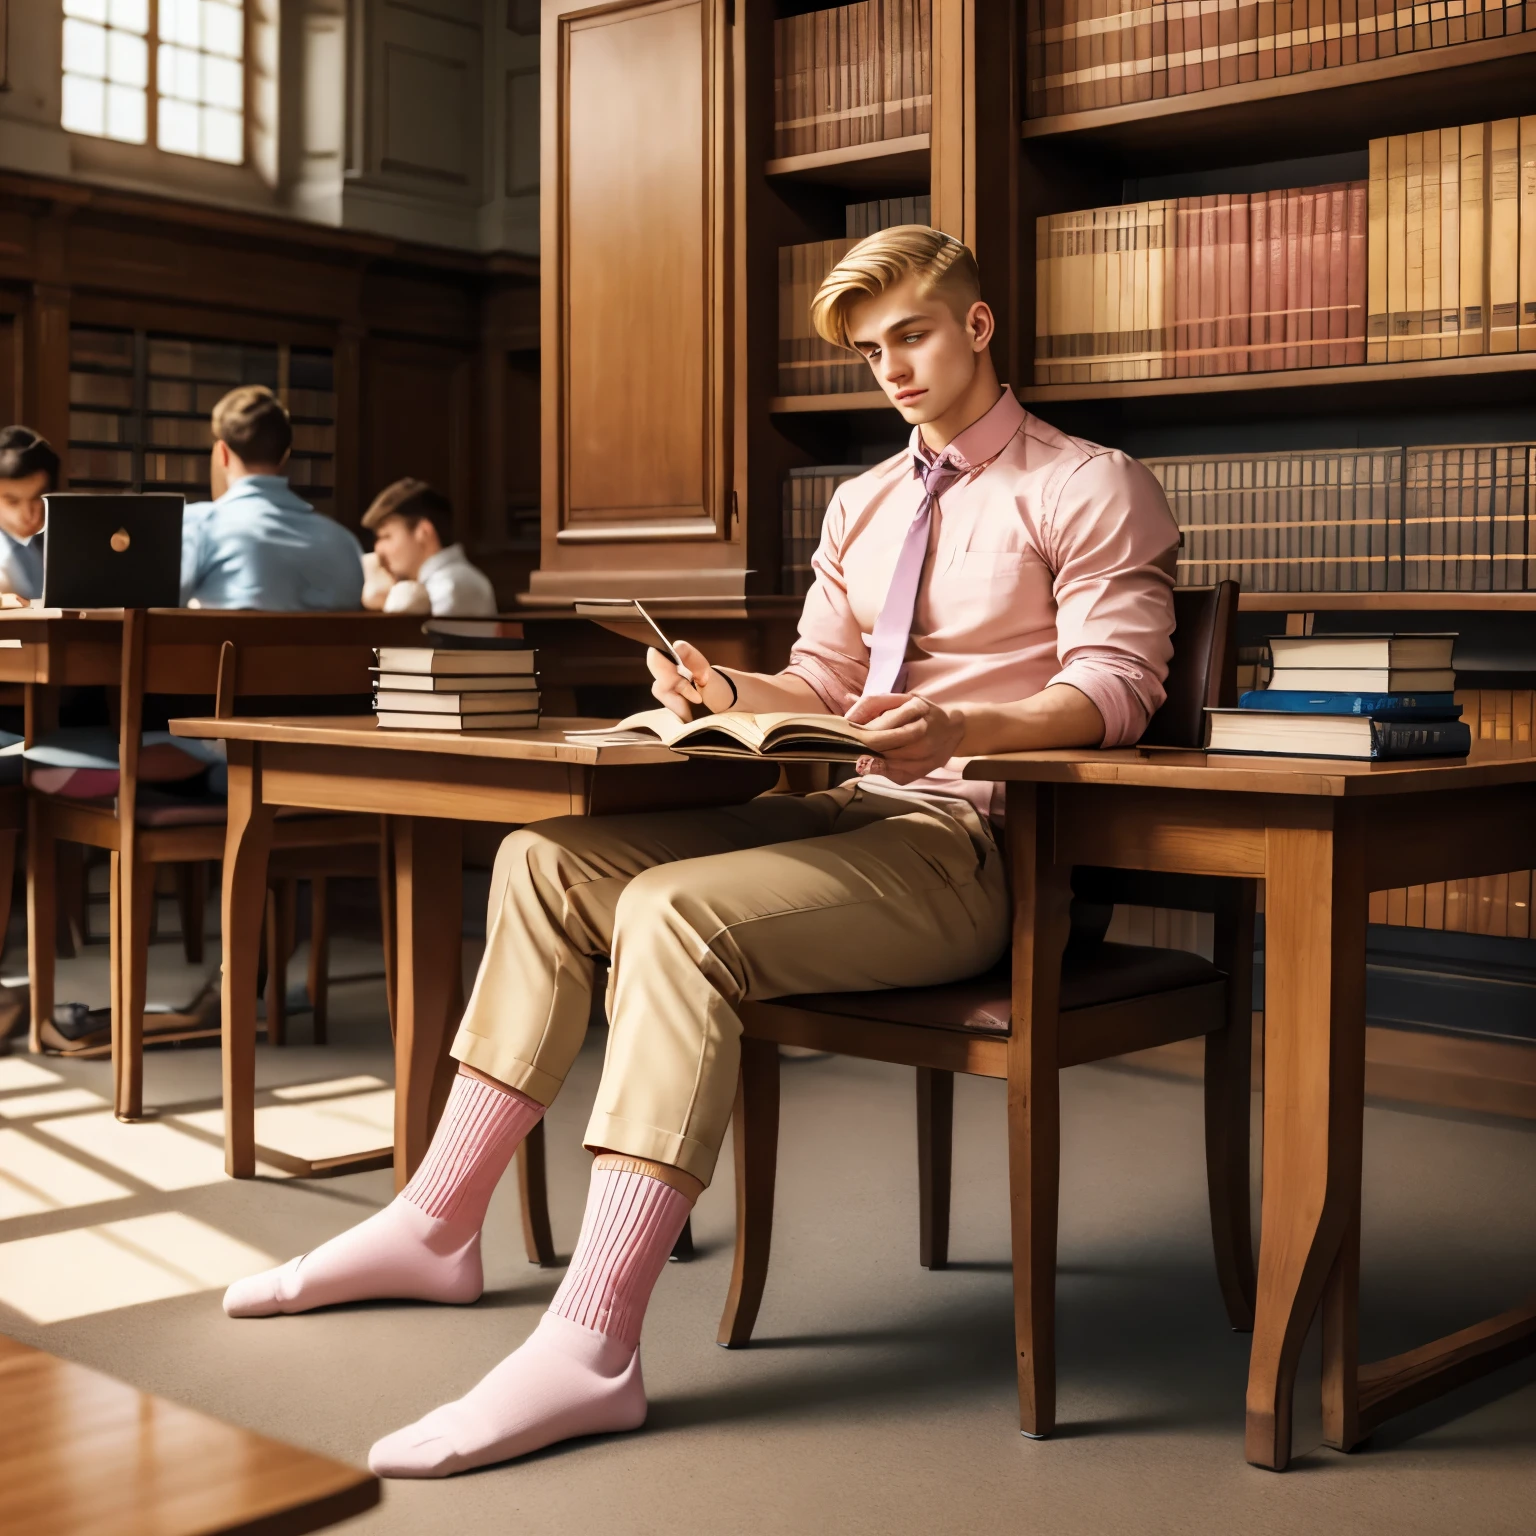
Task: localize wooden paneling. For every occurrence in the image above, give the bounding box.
[537,0,735,596]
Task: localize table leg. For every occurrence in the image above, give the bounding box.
[391,817,464,1191]
[221,745,276,1179]
[1246,816,1367,1469]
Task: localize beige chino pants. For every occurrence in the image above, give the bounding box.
[451,782,1010,1186]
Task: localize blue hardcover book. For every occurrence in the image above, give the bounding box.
[1239,690,1460,721]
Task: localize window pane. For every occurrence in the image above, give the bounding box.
[63,0,110,24]
[203,55,242,110]
[107,0,149,32]
[106,29,147,88]
[162,0,199,47]
[61,74,106,136]
[157,43,195,101]
[202,2,244,59]
[157,97,199,156]
[63,19,107,79]
[202,108,243,165]
[106,82,147,143]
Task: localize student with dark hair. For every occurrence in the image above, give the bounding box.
[0,426,60,599]
[180,385,364,610]
[360,477,496,617]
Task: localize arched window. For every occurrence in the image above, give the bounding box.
[61,0,246,166]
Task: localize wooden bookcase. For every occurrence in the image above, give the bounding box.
[536,2,1536,1112]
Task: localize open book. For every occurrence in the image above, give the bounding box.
[567,708,873,762]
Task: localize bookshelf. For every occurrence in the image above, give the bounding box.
[66,327,337,514]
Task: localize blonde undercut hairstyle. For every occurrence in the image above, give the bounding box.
[810,225,983,349]
[211,385,293,468]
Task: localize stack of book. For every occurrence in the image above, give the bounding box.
[1368,120,1536,362]
[1144,439,1536,593]
[1034,180,1368,382]
[1206,632,1470,760]
[1024,1,1530,119]
[783,465,864,595]
[373,646,540,732]
[773,0,932,159]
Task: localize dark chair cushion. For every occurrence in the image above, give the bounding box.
[773,942,1223,1037]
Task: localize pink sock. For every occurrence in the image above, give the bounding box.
[224,1071,543,1318]
[368,1165,691,1477]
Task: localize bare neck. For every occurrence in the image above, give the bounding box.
[917,357,1004,453]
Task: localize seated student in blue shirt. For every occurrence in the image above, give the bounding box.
[181,385,364,610]
[0,426,58,599]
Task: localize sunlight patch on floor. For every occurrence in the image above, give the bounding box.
[0,1212,277,1323]
[0,1129,132,1218]
[270,1075,390,1102]
[176,1089,395,1165]
[0,1060,64,1092]
[36,1113,229,1192]
[0,1088,110,1120]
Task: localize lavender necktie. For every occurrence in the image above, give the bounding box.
[861,453,968,697]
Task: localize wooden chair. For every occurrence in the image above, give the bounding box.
[25,611,400,1120]
[711,582,1255,1439]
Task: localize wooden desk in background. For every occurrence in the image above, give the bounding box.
[169,714,777,1186]
[965,741,1536,1471]
[0,1334,378,1536]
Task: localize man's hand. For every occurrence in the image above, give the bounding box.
[648,639,738,722]
[844,692,966,784]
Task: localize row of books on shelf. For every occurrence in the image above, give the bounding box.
[372,647,540,733]
[1148,442,1535,592]
[773,0,931,157]
[779,440,1536,595]
[68,450,335,489]
[777,197,931,396]
[1372,123,1536,360]
[1024,0,1534,119]
[1034,119,1536,383]
[1208,632,1469,759]
[1036,180,1367,382]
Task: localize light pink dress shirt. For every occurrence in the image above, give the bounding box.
[781,388,1180,819]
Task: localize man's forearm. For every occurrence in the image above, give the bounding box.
[715,668,829,715]
[953,683,1106,755]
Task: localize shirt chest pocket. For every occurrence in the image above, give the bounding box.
[921,548,1052,633]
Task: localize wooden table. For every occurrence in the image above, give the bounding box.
[169,714,777,1186]
[0,1334,378,1535]
[964,740,1536,1470]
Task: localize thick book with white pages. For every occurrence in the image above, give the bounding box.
[371,671,537,692]
[1266,633,1456,670]
[375,647,536,676]
[375,710,540,732]
[1266,666,1456,693]
[1207,709,1471,760]
[567,708,874,762]
[374,690,542,714]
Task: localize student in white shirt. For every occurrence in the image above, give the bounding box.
[360,478,497,617]
[0,426,57,599]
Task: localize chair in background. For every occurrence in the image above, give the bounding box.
[712,582,1254,1439]
[25,612,395,1119]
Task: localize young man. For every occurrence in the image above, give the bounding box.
[360,477,497,616]
[0,427,59,599]
[222,228,1180,1479]
[181,386,364,610]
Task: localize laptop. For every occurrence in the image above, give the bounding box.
[41,493,185,609]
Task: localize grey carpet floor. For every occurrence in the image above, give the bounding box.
[1,907,1533,1535]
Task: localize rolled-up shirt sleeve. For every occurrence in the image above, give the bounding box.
[781,491,869,713]
[1043,451,1179,747]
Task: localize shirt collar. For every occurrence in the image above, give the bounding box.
[216,474,299,506]
[418,544,465,582]
[910,387,1025,474]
